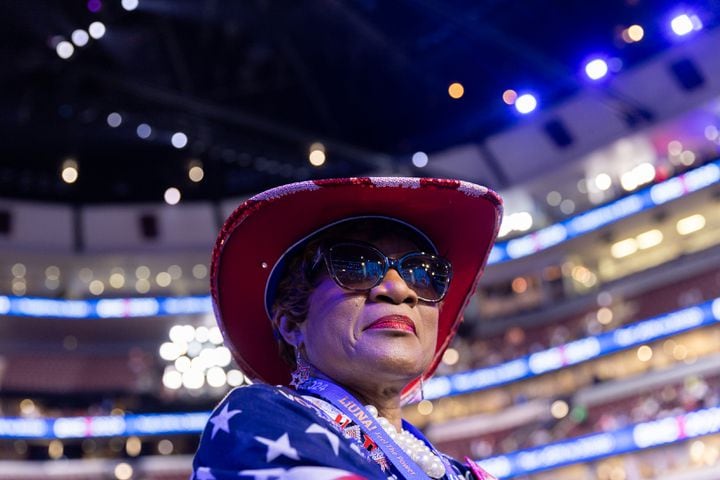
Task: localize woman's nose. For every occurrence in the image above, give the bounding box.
[368,268,419,306]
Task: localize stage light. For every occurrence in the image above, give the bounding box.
[162,368,182,389]
[164,187,181,205]
[12,263,26,278]
[636,229,663,249]
[227,369,245,387]
[622,25,645,43]
[206,367,227,387]
[56,41,74,59]
[168,265,182,279]
[61,159,79,184]
[671,14,702,36]
[559,199,575,214]
[89,280,105,295]
[551,400,569,419]
[309,149,326,166]
[676,214,705,235]
[611,238,637,258]
[637,345,653,362]
[192,264,208,279]
[109,272,125,288]
[135,265,150,279]
[442,348,459,366]
[667,140,683,156]
[87,0,102,13]
[502,89,518,105]
[171,132,188,149]
[88,21,106,39]
[412,151,428,168]
[106,112,122,127]
[156,271,172,287]
[448,82,464,99]
[71,29,90,47]
[121,0,139,11]
[584,58,609,80]
[157,439,174,455]
[705,125,719,141]
[135,278,150,293]
[136,123,152,139]
[417,400,434,415]
[546,191,561,206]
[188,162,204,182]
[514,93,537,114]
[594,173,612,191]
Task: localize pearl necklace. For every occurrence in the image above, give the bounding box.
[365,405,446,479]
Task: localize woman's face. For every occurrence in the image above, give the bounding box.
[296,235,440,392]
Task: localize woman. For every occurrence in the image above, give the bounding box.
[193,177,502,480]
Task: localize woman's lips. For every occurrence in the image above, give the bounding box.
[366,315,416,334]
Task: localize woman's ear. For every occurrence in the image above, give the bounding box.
[277,315,305,349]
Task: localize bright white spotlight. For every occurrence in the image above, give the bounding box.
[671,14,701,36]
[71,29,90,47]
[121,0,139,11]
[514,94,537,114]
[412,152,428,168]
[88,21,106,39]
[56,41,75,60]
[171,132,188,149]
[164,187,181,205]
[584,58,609,80]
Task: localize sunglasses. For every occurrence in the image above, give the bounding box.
[315,241,452,303]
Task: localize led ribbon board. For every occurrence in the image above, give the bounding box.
[478,406,720,478]
[2,406,718,480]
[488,159,720,264]
[424,297,720,400]
[0,295,212,319]
[0,412,210,440]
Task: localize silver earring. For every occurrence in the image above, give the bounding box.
[420,376,425,401]
[290,349,311,388]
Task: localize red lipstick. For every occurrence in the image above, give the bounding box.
[367,315,416,334]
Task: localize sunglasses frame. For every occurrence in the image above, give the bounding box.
[317,241,453,303]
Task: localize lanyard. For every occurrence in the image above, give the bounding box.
[298,377,431,479]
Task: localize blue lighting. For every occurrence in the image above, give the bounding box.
[478,405,720,478]
[489,158,720,265]
[424,297,720,400]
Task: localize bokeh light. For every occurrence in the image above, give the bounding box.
[514,93,537,114]
[448,82,464,99]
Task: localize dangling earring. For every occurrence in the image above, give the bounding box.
[290,348,311,388]
[420,376,425,401]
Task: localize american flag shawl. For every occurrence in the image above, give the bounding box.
[192,384,497,480]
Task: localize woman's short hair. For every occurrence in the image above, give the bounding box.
[270,218,434,368]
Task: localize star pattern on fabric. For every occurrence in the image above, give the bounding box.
[209,402,242,439]
[254,432,300,462]
[194,466,216,480]
[306,423,340,455]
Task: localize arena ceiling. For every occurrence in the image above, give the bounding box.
[2,0,718,203]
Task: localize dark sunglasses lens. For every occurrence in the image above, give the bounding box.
[399,255,451,301]
[327,244,385,289]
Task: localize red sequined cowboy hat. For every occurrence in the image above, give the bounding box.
[211,177,502,399]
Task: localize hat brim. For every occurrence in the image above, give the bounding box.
[211,177,502,399]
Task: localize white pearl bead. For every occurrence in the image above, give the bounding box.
[368,410,444,478]
[364,405,378,417]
